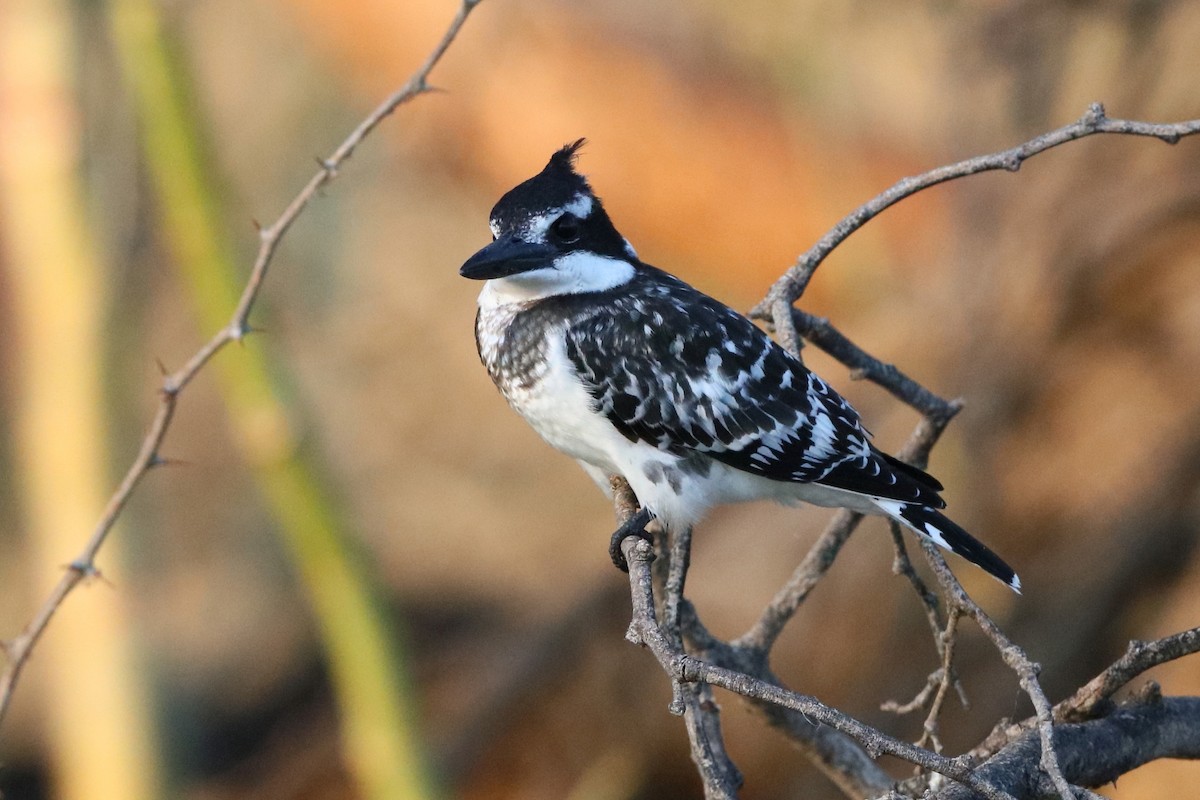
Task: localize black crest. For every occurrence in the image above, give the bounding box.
[548,138,587,172]
[490,139,595,231]
[488,139,631,260]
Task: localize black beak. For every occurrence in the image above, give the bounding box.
[460,237,556,280]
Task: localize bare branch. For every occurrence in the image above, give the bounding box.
[753,103,1200,312]
[0,0,485,729]
[622,536,1018,800]
[611,478,742,798]
[680,681,744,799]
[1057,627,1200,723]
[933,697,1200,800]
[618,105,1200,797]
[884,527,969,739]
[919,542,1079,799]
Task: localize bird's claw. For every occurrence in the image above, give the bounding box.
[609,507,655,572]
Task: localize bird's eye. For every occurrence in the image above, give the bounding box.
[550,214,581,244]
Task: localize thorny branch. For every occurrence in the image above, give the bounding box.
[0,0,485,728]
[617,104,1200,798]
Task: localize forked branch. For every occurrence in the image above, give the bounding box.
[619,104,1200,798]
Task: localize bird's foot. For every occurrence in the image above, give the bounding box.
[609,507,655,572]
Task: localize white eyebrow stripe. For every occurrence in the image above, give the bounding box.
[563,193,594,218]
[517,193,595,243]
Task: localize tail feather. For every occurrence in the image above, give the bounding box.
[874,500,1021,593]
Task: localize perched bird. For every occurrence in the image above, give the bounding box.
[460,140,1019,592]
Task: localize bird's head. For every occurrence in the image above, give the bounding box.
[460,139,640,299]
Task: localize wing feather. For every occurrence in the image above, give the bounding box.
[562,267,944,507]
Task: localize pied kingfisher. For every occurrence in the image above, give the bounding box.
[460,140,1019,592]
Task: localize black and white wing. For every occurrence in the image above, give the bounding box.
[562,268,943,507]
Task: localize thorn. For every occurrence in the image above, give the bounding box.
[229,320,252,342]
[148,453,189,470]
[423,83,448,95]
[251,218,262,232]
[65,560,112,588]
[1085,101,1106,125]
[231,322,264,345]
[315,156,339,178]
[66,558,93,575]
[155,357,168,376]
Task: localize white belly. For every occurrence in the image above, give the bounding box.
[504,334,631,474]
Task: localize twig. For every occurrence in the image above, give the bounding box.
[885,525,969,718]
[1057,626,1200,722]
[882,605,962,756]
[612,478,742,798]
[680,681,744,798]
[932,697,1200,799]
[752,102,1200,313]
[0,0,485,728]
[620,106,1200,797]
[917,609,962,752]
[622,537,1017,800]
[919,542,1079,799]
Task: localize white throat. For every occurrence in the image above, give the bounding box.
[478,251,636,308]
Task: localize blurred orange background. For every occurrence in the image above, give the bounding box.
[1,0,1199,798]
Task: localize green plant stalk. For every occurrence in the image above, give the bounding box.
[107,0,434,797]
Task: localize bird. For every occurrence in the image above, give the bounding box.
[460,139,1020,593]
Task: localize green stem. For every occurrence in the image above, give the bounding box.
[107,1,435,796]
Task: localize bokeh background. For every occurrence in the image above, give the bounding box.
[2,0,1199,798]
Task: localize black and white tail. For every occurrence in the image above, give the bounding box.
[874,499,1021,593]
